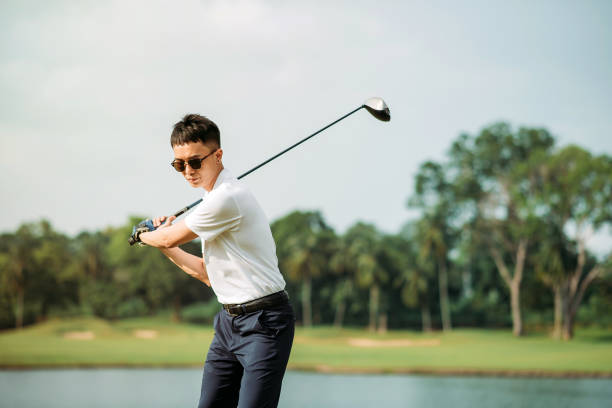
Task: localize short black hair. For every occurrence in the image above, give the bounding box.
[170,114,220,148]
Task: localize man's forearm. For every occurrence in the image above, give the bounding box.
[140,220,198,249]
[160,247,210,286]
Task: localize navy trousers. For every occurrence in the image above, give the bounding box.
[198,301,295,408]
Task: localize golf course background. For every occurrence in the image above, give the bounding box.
[1,315,611,376]
[1,123,611,376]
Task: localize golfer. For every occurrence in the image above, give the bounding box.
[138,114,295,408]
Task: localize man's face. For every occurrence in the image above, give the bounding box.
[172,142,223,191]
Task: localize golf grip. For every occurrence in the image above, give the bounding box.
[172,105,365,218]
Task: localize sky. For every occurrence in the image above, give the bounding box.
[1,0,611,253]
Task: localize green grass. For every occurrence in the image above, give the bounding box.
[1,317,611,376]
[0,316,212,367]
[290,326,612,375]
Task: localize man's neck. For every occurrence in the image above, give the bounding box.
[204,166,225,192]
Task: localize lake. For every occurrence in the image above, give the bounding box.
[0,369,610,407]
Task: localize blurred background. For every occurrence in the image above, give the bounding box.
[1,1,611,407]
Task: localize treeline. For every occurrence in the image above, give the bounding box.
[1,122,611,339]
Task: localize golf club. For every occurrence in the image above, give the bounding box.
[129,97,390,245]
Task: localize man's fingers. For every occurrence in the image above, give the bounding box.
[153,216,166,228]
[151,215,175,229]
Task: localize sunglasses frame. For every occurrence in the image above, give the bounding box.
[170,149,217,172]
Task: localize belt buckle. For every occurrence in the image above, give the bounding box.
[224,304,236,317]
[225,304,246,317]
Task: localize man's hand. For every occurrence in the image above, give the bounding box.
[152,215,176,229]
[128,216,177,246]
[128,219,157,246]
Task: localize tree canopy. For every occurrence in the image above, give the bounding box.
[1,122,610,340]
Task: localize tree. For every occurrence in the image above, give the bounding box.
[374,234,412,333]
[449,123,556,336]
[397,260,433,331]
[104,217,201,319]
[396,224,434,331]
[65,230,112,315]
[533,146,612,339]
[30,221,74,318]
[409,161,458,332]
[0,225,37,328]
[0,221,72,328]
[329,238,356,328]
[343,222,388,332]
[415,214,453,331]
[271,211,336,327]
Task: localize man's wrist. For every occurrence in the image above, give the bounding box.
[129,219,158,246]
[138,230,151,245]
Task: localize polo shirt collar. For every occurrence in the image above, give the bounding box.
[210,168,230,192]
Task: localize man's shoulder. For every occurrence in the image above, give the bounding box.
[210,169,264,211]
[210,177,258,213]
[212,176,245,199]
[205,182,238,207]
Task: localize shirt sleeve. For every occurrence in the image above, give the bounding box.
[184,188,242,242]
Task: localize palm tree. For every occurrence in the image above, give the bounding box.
[344,222,387,332]
[416,214,453,331]
[0,225,37,328]
[397,223,433,332]
[271,211,335,327]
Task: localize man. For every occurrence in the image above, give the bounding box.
[134,114,295,408]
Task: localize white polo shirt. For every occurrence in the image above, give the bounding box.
[184,169,286,304]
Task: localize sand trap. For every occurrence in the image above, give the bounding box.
[63,331,95,340]
[348,338,440,347]
[315,364,335,373]
[133,329,158,339]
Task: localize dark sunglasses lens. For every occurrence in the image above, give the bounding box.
[171,161,185,172]
[187,159,203,169]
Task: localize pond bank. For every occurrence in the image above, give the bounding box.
[2,364,611,379]
[2,318,611,377]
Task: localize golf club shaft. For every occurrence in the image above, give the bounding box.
[173,105,365,218]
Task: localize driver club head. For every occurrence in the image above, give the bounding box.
[363,97,391,122]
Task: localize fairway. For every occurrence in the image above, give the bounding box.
[1,317,611,377]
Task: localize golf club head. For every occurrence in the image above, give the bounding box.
[363,97,391,122]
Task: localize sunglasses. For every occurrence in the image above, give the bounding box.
[170,149,217,172]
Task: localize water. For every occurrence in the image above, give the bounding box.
[0,369,610,408]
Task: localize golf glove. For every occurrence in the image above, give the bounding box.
[129,219,157,246]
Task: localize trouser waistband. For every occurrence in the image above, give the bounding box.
[222,290,289,317]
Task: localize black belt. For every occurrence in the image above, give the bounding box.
[223,290,289,317]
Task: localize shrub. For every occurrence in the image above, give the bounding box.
[117,298,148,318]
[181,299,221,324]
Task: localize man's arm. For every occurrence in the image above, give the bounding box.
[139,218,197,248]
[139,215,210,286]
[160,247,210,286]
